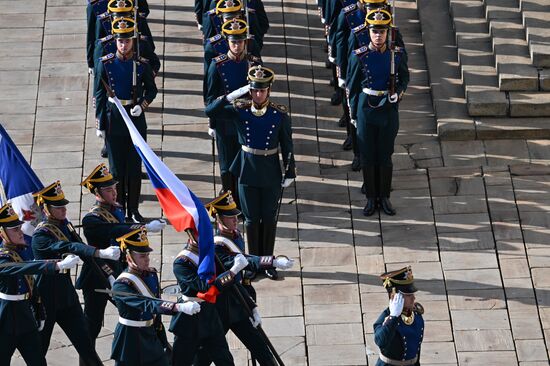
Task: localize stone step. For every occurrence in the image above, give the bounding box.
[476,117,550,139]
[521,0,550,67]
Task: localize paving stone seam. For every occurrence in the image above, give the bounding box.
[506,166,550,359]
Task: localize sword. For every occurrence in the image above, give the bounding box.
[0,260,60,269]
[95,288,176,303]
[275,152,293,224]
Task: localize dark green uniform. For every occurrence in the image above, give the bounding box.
[78,202,136,348]
[169,248,235,366]
[94,52,158,217]
[205,97,296,258]
[197,233,276,365]
[0,244,56,366]
[111,268,174,366]
[31,218,103,365]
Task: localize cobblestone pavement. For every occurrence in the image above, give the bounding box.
[2,0,550,364]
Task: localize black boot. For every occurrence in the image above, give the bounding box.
[379,166,396,216]
[220,172,232,194]
[351,154,361,171]
[261,220,278,280]
[127,178,145,223]
[100,143,108,158]
[362,166,378,216]
[338,112,349,128]
[331,88,342,105]
[342,135,352,151]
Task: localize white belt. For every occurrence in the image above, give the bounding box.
[362,88,388,96]
[241,145,278,156]
[379,354,418,366]
[110,99,134,106]
[118,317,154,327]
[0,292,30,301]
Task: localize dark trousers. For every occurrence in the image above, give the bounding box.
[40,302,102,365]
[116,357,168,366]
[238,184,279,224]
[172,332,234,366]
[357,117,399,167]
[215,129,240,175]
[83,288,109,343]
[0,329,47,366]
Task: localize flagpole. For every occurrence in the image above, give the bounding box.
[0,179,7,205]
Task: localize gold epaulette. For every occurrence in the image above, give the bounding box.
[234,99,252,109]
[269,101,288,113]
[414,302,424,315]
[343,3,357,13]
[100,53,115,63]
[352,23,366,33]
[354,46,369,55]
[214,54,228,63]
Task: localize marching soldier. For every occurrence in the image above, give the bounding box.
[205,19,262,203]
[111,227,201,366]
[196,191,295,365]
[205,65,296,280]
[374,266,424,366]
[95,15,158,223]
[169,235,252,365]
[0,203,80,366]
[346,9,409,216]
[202,0,263,49]
[31,181,121,364]
[78,163,166,350]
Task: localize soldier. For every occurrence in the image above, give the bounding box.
[346,9,409,216]
[31,181,121,364]
[196,191,295,365]
[374,266,424,366]
[111,227,201,366]
[78,163,167,351]
[95,15,158,223]
[205,65,296,280]
[205,0,269,41]
[202,0,263,49]
[0,203,80,366]
[205,19,262,203]
[169,235,252,365]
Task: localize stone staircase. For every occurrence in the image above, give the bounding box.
[418,0,550,140]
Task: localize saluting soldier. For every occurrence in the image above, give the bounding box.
[374,266,424,366]
[205,19,262,202]
[205,65,296,280]
[346,9,409,216]
[169,236,252,365]
[111,227,201,366]
[31,181,121,364]
[78,163,167,350]
[196,192,295,365]
[0,203,80,366]
[95,15,158,223]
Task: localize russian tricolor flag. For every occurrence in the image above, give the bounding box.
[110,97,215,281]
[0,124,45,240]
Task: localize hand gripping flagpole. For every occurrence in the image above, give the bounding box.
[185,230,286,366]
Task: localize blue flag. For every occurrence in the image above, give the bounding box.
[0,123,44,237]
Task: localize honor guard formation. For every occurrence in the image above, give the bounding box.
[0,0,430,364]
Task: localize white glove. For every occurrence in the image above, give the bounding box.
[273,256,294,270]
[108,96,116,104]
[388,93,399,103]
[96,129,104,139]
[56,254,81,271]
[389,292,404,317]
[176,301,201,315]
[108,275,116,287]
[145,219,166,233]
[281,178,294,188]
[338,78,346,88]
[88,67,94,76]
[230,253,249,274]
[197,24,203,31]
[208,128,216,139]
[38,320,45,332]
[130,105,143,117]
[249,307,262,328]
[98,246,121,261]
[226,84,251,102]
